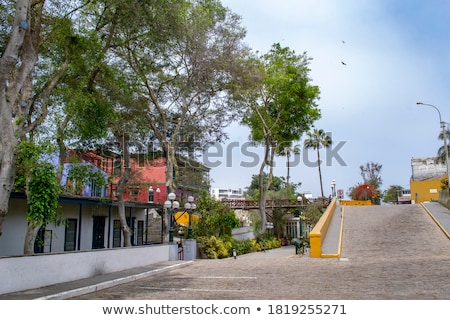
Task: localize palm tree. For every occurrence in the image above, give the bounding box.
[437,127,450,164]
[277,143,300,198]
[304,128,332,199]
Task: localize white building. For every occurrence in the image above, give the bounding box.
[210,187,245,200]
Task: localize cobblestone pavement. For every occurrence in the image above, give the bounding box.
[73,204,450,300]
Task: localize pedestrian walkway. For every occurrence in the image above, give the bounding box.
[1,202,449,300]
[421,201,450,239]
[321,204,342,255]
[0,260,193,300]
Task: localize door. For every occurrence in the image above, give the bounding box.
[92,216,106,249]
[113,219,121,247]
[64,218,77,251]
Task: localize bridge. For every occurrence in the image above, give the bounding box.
[220,197,330,210]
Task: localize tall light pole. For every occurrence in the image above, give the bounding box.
[416,102,450,195]
[155,187,161,204]
[148,186,154,203]
[331,179,336,198]
[164,192,179,243]
[184,195,196,239]
[296,196,303,239]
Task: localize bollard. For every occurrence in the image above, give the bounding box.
[232,247,237,259]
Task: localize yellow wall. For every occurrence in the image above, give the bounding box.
[410,179,442,203]
[339,199,372,206]
[309,198,336,258]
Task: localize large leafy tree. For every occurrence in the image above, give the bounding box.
[0,0,78,235]
[113,0,249,194]
[303,128,332,199]
[241,43,321,235]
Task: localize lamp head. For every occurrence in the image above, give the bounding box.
[168,192,176,201]
[163,200,172,209]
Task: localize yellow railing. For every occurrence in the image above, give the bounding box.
[339,199,372,206]
[309,198,337,258]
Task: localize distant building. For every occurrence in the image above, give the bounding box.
[210,187,245,200]
[410,157,447,203]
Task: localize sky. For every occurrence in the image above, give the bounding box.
[207,0,450,199]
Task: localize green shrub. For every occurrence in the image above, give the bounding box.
[198,235,282,258]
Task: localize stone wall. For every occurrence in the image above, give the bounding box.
[438,189,450,209]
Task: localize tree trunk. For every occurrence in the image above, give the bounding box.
[23,224,40,254]
[0,0,42,234]
[258,138,276,236]
[116,133,132,247]
[317,149,324,199]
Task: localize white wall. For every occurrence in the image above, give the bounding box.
[0,198,153,256]
[0,245,169,295]
[0,199,28,256]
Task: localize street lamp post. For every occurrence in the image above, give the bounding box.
[296,196,303,239]
[164,192,179,244]
[416,102,450,195]
[148,186,154,203]
[155,187,161,204]
[184,196,196,239]
[331,179,336,198]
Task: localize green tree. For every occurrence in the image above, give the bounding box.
[0,0,65,234]
[193,190,240,238]
[304,128,332,199]
[245,173,288,199]
[240,43,321,235]
[277,143,301,199]
[15,141,61,254]
[382,185,404,204]
[360,161,383,189]
[302,201,325,230]
[113,0,249,193]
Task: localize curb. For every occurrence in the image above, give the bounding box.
[420,203,450,240]
[35,261,194,300]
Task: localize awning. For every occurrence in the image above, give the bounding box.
[173,211,200,226]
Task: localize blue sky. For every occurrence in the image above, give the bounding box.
[207,0,450,198]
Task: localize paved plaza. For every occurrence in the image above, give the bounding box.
[2,203,450,300]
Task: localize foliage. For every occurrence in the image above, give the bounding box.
[352,184,378,203]
[436,128,450,165]
[193,190,240,238]
[301,201,325,228]
[245,173,300,200]
[65,163,107,195]
[359,162,383,189]
[14,141,61,228]
[382,185,404,204]
[304,128,332,199]
[197,236,231,259]
[441,177,448,190]
[238,44,320,236]
[27,162,62,228]
[197,235,281,258]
